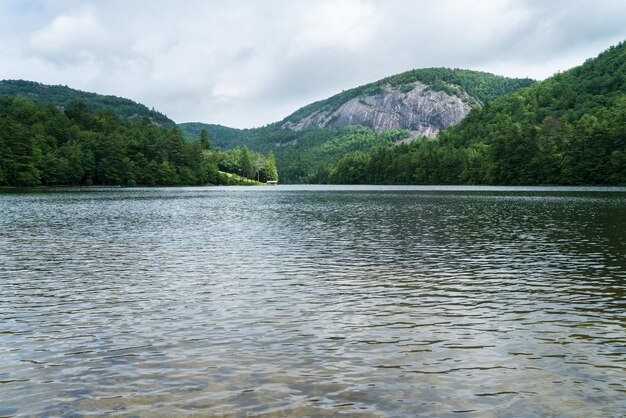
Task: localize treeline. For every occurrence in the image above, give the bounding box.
[0,96,277,187]
[0,79,175,126]
[180,43,624,186]
[272,127,410,183]
[180,123,413,183]
[3,41,623,187]
[314,42,626,185]
[178,68,537,184]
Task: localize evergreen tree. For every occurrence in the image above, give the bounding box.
[199,128,211,150]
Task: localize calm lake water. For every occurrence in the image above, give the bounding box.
[1,185,625,417]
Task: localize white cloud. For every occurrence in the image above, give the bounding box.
[29,9,113,63]
[0,0,624,128]
[294,0,379,51]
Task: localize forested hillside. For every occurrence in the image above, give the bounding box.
[3,42,623,187]
[281,68,534,126]
[0,97,277,187]
[0,80,175,126]
[180,68,535,182]
[178,122,248,149]
[322,42,626,185]
[180,123,411,183]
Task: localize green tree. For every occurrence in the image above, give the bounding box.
[0,111,41,186]
[203,150,221,185]
[158,160,179,185]
[238,146,254,179]
[261,151,278,182]
[199,128,211,150]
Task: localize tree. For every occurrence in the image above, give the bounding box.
[158,160,179,185]
[238,146,254,179]
[0,111,41,186]
[164,128,185,166]
[199,128,211,150]
[261,151,278,182]
[203,151,220,185]
[64,100,92,129]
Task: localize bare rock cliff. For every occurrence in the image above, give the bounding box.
[282,82,478,138]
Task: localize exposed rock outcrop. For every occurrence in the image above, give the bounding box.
[282,82,479,138]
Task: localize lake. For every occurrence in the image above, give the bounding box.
[1,185,625,417]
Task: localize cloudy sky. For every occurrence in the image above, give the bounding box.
[1,0,625,127]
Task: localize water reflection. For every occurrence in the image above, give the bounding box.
[1,186,625,417]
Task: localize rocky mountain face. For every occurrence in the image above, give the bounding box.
[282,82,480,138]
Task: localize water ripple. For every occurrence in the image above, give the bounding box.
[1,186,625,417]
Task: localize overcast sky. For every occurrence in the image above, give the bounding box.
[1,0,625,128]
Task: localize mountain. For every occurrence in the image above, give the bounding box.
[179,69,534,182]
[6,40,620,187]
[0,80,176,127]
[322,41,626,185]
[280,68,534,137]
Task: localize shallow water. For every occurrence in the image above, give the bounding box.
[1,185,625,417]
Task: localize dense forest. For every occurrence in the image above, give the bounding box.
[180,123,414,183]
[318,42,625,185]
[1,42,624,187]
[0,97,277,187]
[179,43,624,185]
[179,68,536,183]
[0,80,175,127]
